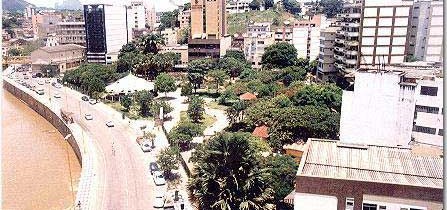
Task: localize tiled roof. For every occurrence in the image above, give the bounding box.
[252,125,268,139]
[239,92,257,100]
[40,44,85,53]
[298,139,443,189]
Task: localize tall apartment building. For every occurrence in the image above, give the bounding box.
[317,27,338,82]
[127,1,147,30]
[83,4,129,64]
[188,0,230,61]
[243,23,275,68]
[178,9,190,29]
[32,11,62,38]
[408,0,443,63]
[145,1,156,30]
[334,1,361,76]
[359,0,414,67]
[226,0,250,14]
[24,5,35,19]
[56,22,86,46]
[339,64,444,147]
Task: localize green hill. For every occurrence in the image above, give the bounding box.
[3,0,34,12]
[227,9,299,35]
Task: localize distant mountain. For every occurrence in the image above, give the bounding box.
[2,0,34,12]
[55,0,82,10]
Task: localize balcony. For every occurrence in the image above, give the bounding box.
[346,13,361,18]
[344,58,357,65]
[344,22,360,28]
[334,62,344,70]
[334,46,344,52]
[334,54,344,61]
[346,41,359,46]
[335,38,344,44]
[344,49,358,56]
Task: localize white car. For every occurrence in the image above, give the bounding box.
[36,89,44,95]
[153,192,165,208]
[54,93,61,98]
[45,79,50,84]
[106,121,114,127]
[54,83,62,89]
[140,141,151,152]
[89,99,97,105]
[85,114,93,120]
[37,81,44,85]
[153,171,166,186]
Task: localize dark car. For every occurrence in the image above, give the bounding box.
[149,162,160,175]
[81,96,89,101]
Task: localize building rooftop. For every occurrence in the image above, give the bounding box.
[298,139,443,189]
[40,44,85,53]
[239,92,257,100]
[252,125,269,139]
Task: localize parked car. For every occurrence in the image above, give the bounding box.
[153,171,166,186]
[81,96,89,101]
[149,162,160,175]
[24,76,29,80]
[85,114,93,120]
[140,141,151,152]
[37,81,44,85]
[36,89,44,95]
[45,79,50,84]
[106,121,114,127]
[54,93,61,98]
[54,83,62,89]
[89,99,97,105]
[153,192,165,208]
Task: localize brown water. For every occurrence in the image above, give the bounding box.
[2,90,81,210]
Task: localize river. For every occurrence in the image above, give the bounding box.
[2,90,81,210]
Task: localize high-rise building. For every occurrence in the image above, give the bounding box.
[317,26,338,82]
[56,22,86,46]
[243,23,274,68]
[83,4,129,64]
[127,1,147,30]
[226,0,250,14]
[32,11,62,38]
[178,8,190,29]
[188,0,230,61]
[408,0,443,63]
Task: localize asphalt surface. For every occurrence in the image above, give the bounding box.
[9,71,156,209]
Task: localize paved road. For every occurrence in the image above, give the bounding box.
[12,73,155,209]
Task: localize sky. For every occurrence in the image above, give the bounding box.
[25,0,189,12]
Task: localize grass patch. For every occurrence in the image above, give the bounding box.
[227,10,298,35]
[104,101,150,120]
[180,111,216,130]
[206,100,228,111]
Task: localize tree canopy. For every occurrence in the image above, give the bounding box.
[155,73,176,95]
[261,42,298,68]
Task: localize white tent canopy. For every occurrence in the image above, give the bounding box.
[106,74,154,95]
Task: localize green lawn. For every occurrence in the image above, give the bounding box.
[227,10,298,35]
[206,100,228,111]
[104,101,147,120]
[180,111,216,130]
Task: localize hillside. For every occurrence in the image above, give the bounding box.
[227,9,300,35]
[3,0,34,12]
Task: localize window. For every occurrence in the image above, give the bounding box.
[438,129,443,136]
[415,105,439,114]
[346,198,354,210]
[420,86,438,96]
[363,203,377,210]
[413,125,436,135]
[379,206,386,210]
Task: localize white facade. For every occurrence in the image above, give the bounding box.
[104,5,130,55]
[160,28,179,46]
[127,1,147,30]
[317,27,338,82]
[292,27,309,58]
[226,0,250,14]
[243,23,274,68]
[340,67,444,147]
[294,193,338,210]
[45,33,59,47]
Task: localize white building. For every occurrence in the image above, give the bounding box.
[339,64,443,147]
[145,0,156,30]
[83,3,130,64]
[408,0,443,63]
[127,1,147,30]
[226,0,250,14]
[160,28,179,46]
[317,27,338,82]
[243,22,274,68]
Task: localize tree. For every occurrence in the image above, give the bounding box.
[82,77,106,97]
[119,42,138,57]
[264,0,274,9]
[226,100,247,124]
[41,64,59,77]
[217,57,246,79]
[249,0,261,10]
[169,131,193,151]
[157,147,179,178]
[136,90,154,117]
[169,121,202,151]
[159,10,179,30]
[189,132,275,209]
[155,73,176,96]
[292,83,342,111]
[187,58,215,92]
[281,65,307,86]
[121,95,132,111]
[139,34,165,54]
[224,50,246,62]
[283,0,301,14]
[178,27,190,45]
[207,69,228,93]
[320,0,343,18]
[7,48,21,56]
[261,42,297,68]
[116,52,136,73]
[181,82,193,96]
[187,96,205,123]
[151,100,174,119]
[263,155,298,208]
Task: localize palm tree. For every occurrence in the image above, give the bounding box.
[188,132,275,210]
[139,34,166,54]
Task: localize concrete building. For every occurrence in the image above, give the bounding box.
[189,0,229,61]
[56,22,86,46]
[24,5,35,19]
[145,1,156,30]
[83,3,130,64]
[408,0,443,63]
[127,1,147,30]
[243,22,274,68]
[317,27,338,82]
[31,44,85,74]
[334,1,361,76]
[160,45,189,66]
[45,33,59,47]
[178,9,190,29]
[161,28,179,46]
[294,138,443,210]
[226,0,250,14]
[339,64,443,147]
[32,11,62,38]
[359,0,414,67]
